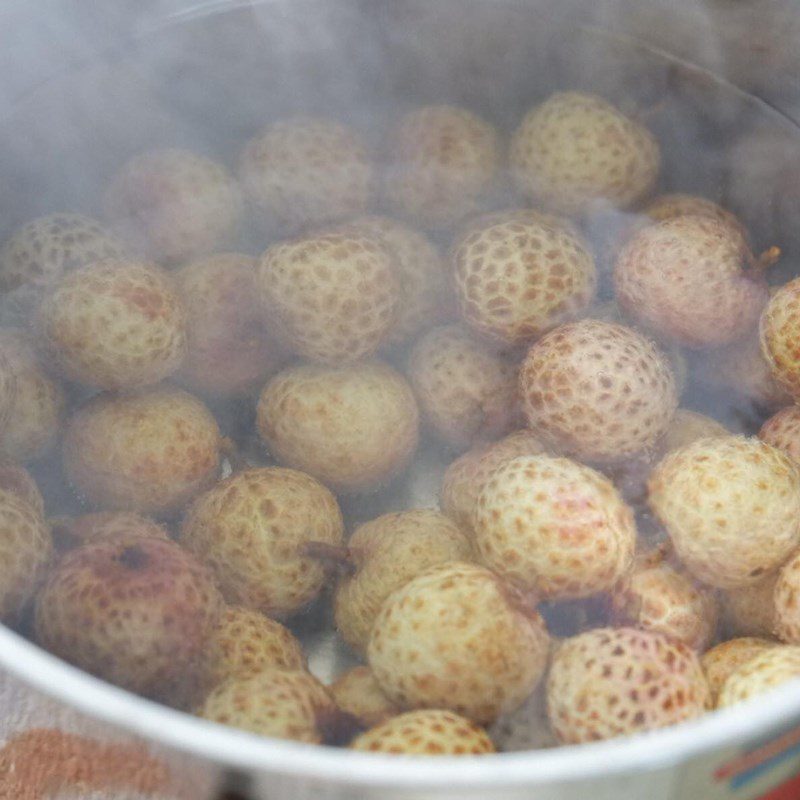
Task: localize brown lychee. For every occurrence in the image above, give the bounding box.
[702,637,779,706]
[519,319,678,463]
[63,387,221,517]
[773,551,800,644]
[257,361,419,494]
[333,509,472,654]
[180,467,344,617]
[54,512,170,549]
[329,666,400,728]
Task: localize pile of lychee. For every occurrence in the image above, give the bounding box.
[4,88,800,757]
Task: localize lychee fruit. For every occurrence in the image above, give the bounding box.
[384,105,501,230]
[334,509,472,654]
[519,319,678,463]
[180,467,344,617]
[198,667,337,743]
[451,209,597,346]
[407,325,519,453]
[648,436,800,589]
[546,627,710,743]
[773,551,800,644]
[721,573,779,639]
[105,148,242,264]
[342,216,449,349]
[440,429,547,534]
[175,252,285,397]
[0,461,45,517]
[238,116,374,233]
[54,511,169,549]
[351,709,495,755]
[702,638,779,706]
[256,230,399,364]
[34,533,222,698]
[37,258,187,390]
[717,646,800,708]
[610,548,719,651]
[329,666,400,728]
[257,361,419,494]
[0,328,65,463]
[63,387,222,517]
[644,194,748,250]
[204,606,306,688]
[367,561,550,724]
[759,279,800,402]
[655,410,729,459]
[761,404,800,467]
[510,91,660,216]
[473,455,635,599]
[0,487,51,623]
[615,215,770,348]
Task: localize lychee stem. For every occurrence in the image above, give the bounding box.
[748,246,781,273]
[303,542,355,575]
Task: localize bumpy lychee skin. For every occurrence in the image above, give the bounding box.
[760,405,800,465]
[451,209,597,346]
[773,551,800,645]
[180,467,344,617]
[34,533,222,698]
[546,627,710,744]
[510,91,660,216]
[760,279,800,401]
[645,193,747,243]
[198,667,336,744]
[656,410,729,459]
[257,231,398,364]
[351,710,495,755]
[343,216,448,348]
[204,606,306,688]
[0,213,128,298]
[37,259,187,390]
[0,328,65,463]
[258,361,419,494]
[474,455,635,599]
[239,116,374,233]
[105,148,242,264]
[0,461,45,517]
[176,253,285,397]
[334,509,472,654]
[0,488,51,623]
[385,105,500,230]
[615,215,769,349]
[520,320,678,463]
[56,511,169,548]
[63,387,221,517]
[648,436,800,589]
[408,325,519,453]
[717,646,800,708]
[440,429,547,533]
[610,549,719,651]
[330,666,400,728]
[721,573,779,639]
[367,561,550,724]
[702,638,779,705]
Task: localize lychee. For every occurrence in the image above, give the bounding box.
[175,252,285,397]
[648,436,800,589]
[384,105,500,230]
[367,561,550,724]
[55,511,169,549]
[473,455,635,599]
[546,627,710,743]
[440,429,547,533]
[180,467,344,617]
[451,209,596,346]
[615,215,770,348]
[239,116,374,233]
[761,405,800,467]
[0,328,65,463]
[721,573,779,639]
[655,410,729,459]
[256,230,399,364]
[257,361,419,494]
[0,461,45,517]
[519,319,678,463]
[610,548,719,651]
[63,387,221,517]
[329,666,399,728]
[510,91,660,216]
[198,667,337,743]
[644,194,748,250]
[37,259,187,390]
[702,638,779,705]
[773,551,800,644]
[351,709,495,755]
[407,325,519,453]
[105,148,242,264]
[334,509,472,654]
[34,533,222,698]
[717,646,800,708]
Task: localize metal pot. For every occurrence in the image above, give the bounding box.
[3,2,800,798]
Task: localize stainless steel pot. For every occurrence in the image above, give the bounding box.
[3,2,800,798]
